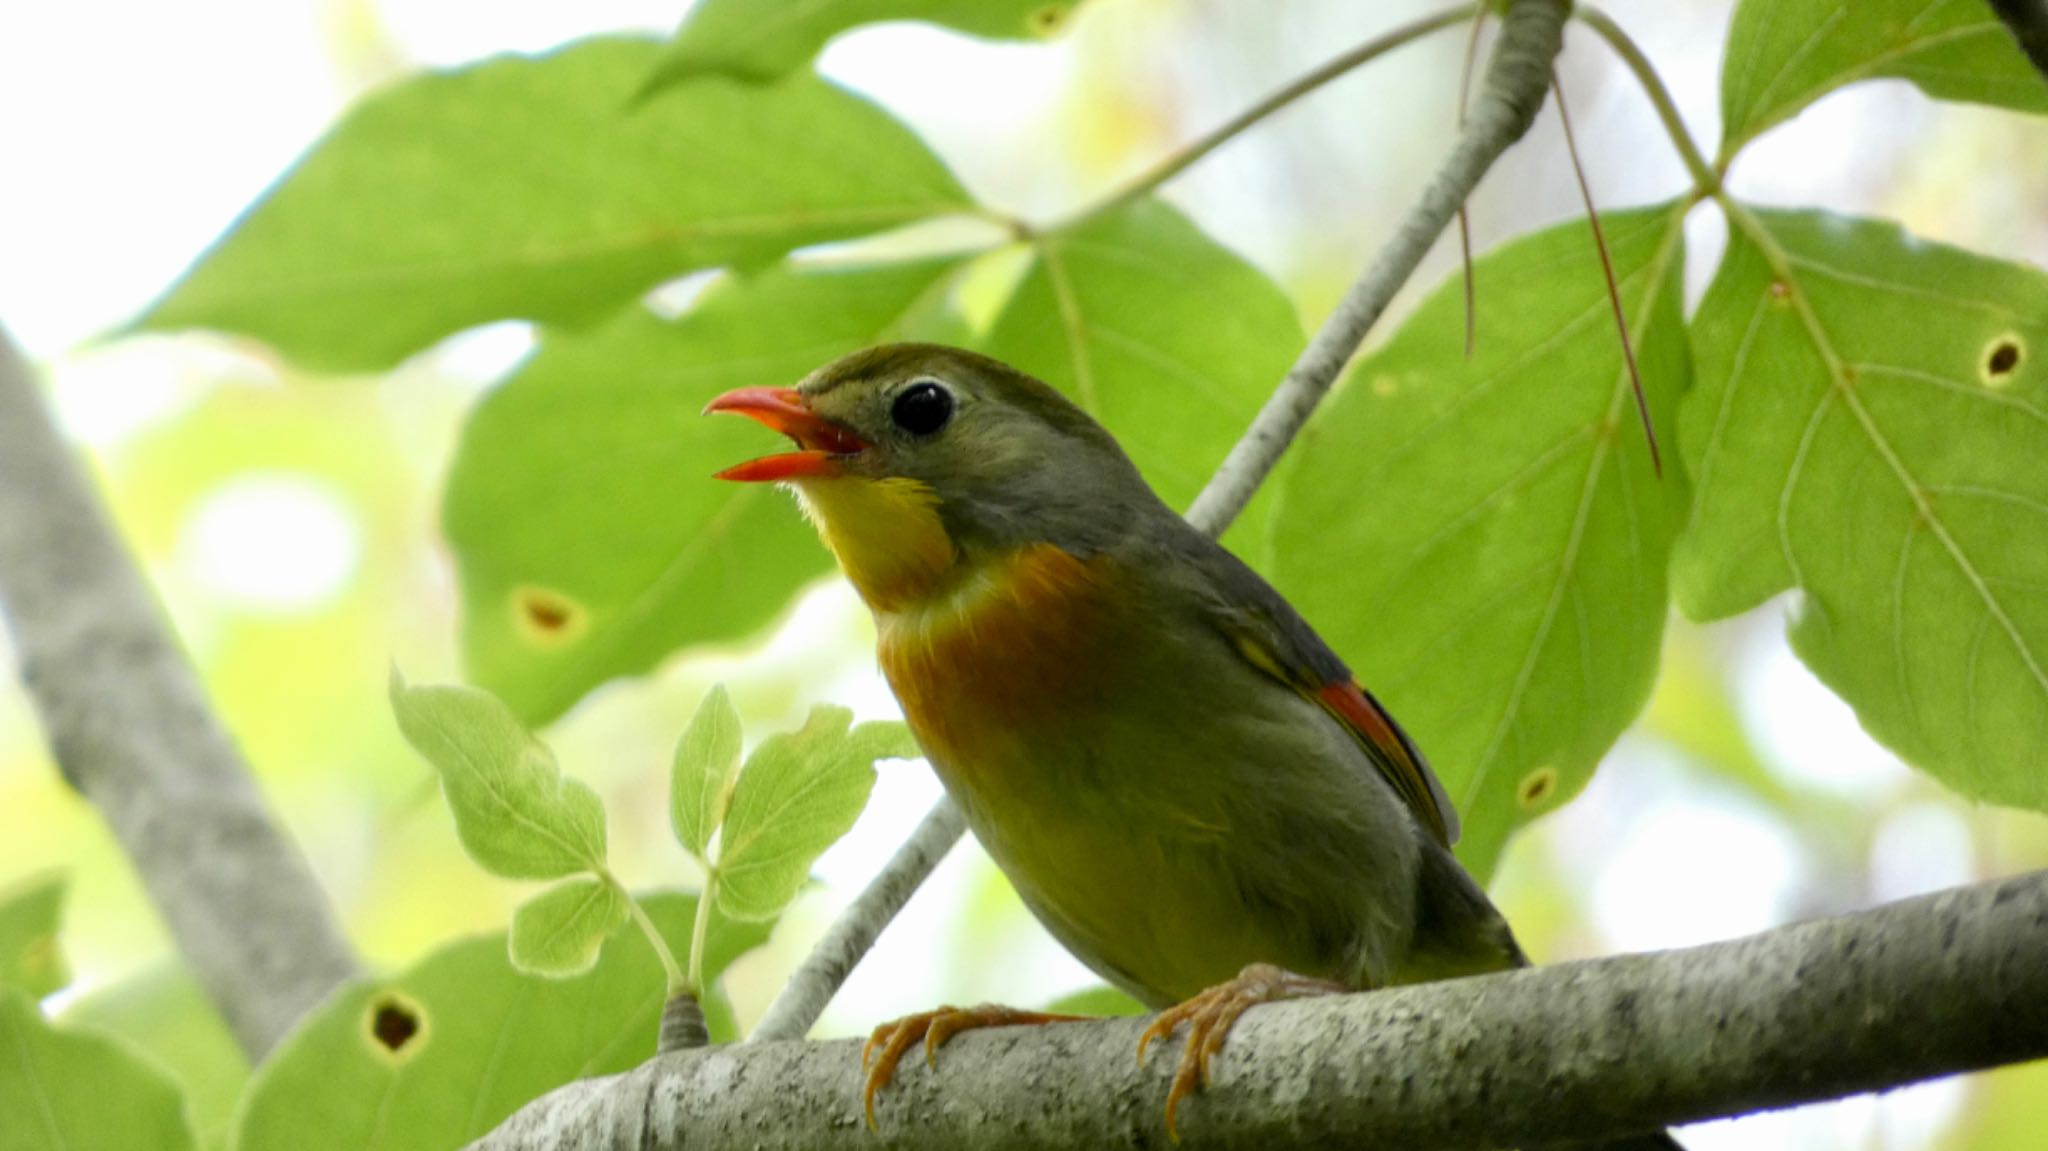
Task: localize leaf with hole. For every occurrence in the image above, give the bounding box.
[136,38,971,371]
[389,673,608,878]
[672,684,744,863]
[1268,206,1691,878]
[716,707,918,921]
[508,876,632,978]
[233,893,766,1151]
[1719,0,2048,157]
[644,0,1083,88]
[977,198,1305,549]
[0,869,68,998]
[0,988,198,1151]
[1677,207,2048,810]
[448,256,969,723]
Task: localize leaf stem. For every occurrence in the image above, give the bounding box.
[1044,3,1481,235]
[1572,6,1721,197]
[607,869,687,996]
[686,866,718,996]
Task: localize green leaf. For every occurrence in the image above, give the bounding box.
[671,685,744,862]
[978,199,1305,547]
[389,673,608,878]
[0,870,68,998]
[1041,984,1146,1017]
[1720,0,2048,158]
[0,988,199,1151]
[508,877,632,978]
[1268,206,1691,878]
[716,707,916,920]
[1677,206,2048,810]
[233,893,767,1151]
[447,256,968,723]
[63,966,247,1151]
[645,0,1082,87]
[137,38,972,371]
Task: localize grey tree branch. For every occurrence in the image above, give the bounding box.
[740,0,1568,1046]
[748,798,967,1042]
[0,325,359,1058]
[476,870,2048,1149]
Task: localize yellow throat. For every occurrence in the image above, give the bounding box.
[791,475,956,613]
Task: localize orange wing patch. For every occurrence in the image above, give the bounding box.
[1315,680,1458,848]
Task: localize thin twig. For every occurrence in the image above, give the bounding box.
[744,0,1571,1047]
[0,325,360,1057]
[1550,65,1662,477]
[1046,4,1480,235]
[1574,6,1720,196]
[1185,0,1567,536]
[1454,8,1488,358]
[747,799,968,1041]
[475,870,2048,1149]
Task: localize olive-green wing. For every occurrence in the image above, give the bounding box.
[1166,527,1460,847]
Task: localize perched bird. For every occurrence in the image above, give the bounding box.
[708,344,1679,1148]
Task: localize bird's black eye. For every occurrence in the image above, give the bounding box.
[890,380,954,436]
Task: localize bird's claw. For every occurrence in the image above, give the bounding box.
[859,1004,1084,1132]
[1138,964,1348,1142]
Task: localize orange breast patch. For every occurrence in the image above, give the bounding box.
[879,544,1113,772]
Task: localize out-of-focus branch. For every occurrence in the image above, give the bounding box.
[0,325,358,1057]
[475,871,2048,1149]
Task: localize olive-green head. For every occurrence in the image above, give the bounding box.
[707,344,1163,567]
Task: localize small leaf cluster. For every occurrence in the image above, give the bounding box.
[671,687,918,985]
[390,673,913,992]
[389,671,634,980]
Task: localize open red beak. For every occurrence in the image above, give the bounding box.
[703,386,870,482]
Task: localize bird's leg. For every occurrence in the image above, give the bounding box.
[1138,964,1350,1141]
[860,1004,1086,1130]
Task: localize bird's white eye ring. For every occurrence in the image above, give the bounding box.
[891,379,955,436]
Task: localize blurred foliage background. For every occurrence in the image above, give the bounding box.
[2,1,2045,1147]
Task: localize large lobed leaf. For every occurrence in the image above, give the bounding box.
[446,257,967,724]
[64,966,247,1151]
[389,674,608,878]
[234,894,766,1151]
[1268,206,1692,878]
[1678,207,2048,810]
[0,989,198,1151]
[1720,0,2048,158]
[137,38,971,371]
[716,706,918,921]
[645,0,1082,88]
[979,199,1305,545]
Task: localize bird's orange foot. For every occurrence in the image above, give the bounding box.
[1137,964,1349,1141]
[860,1004,1084,1131]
